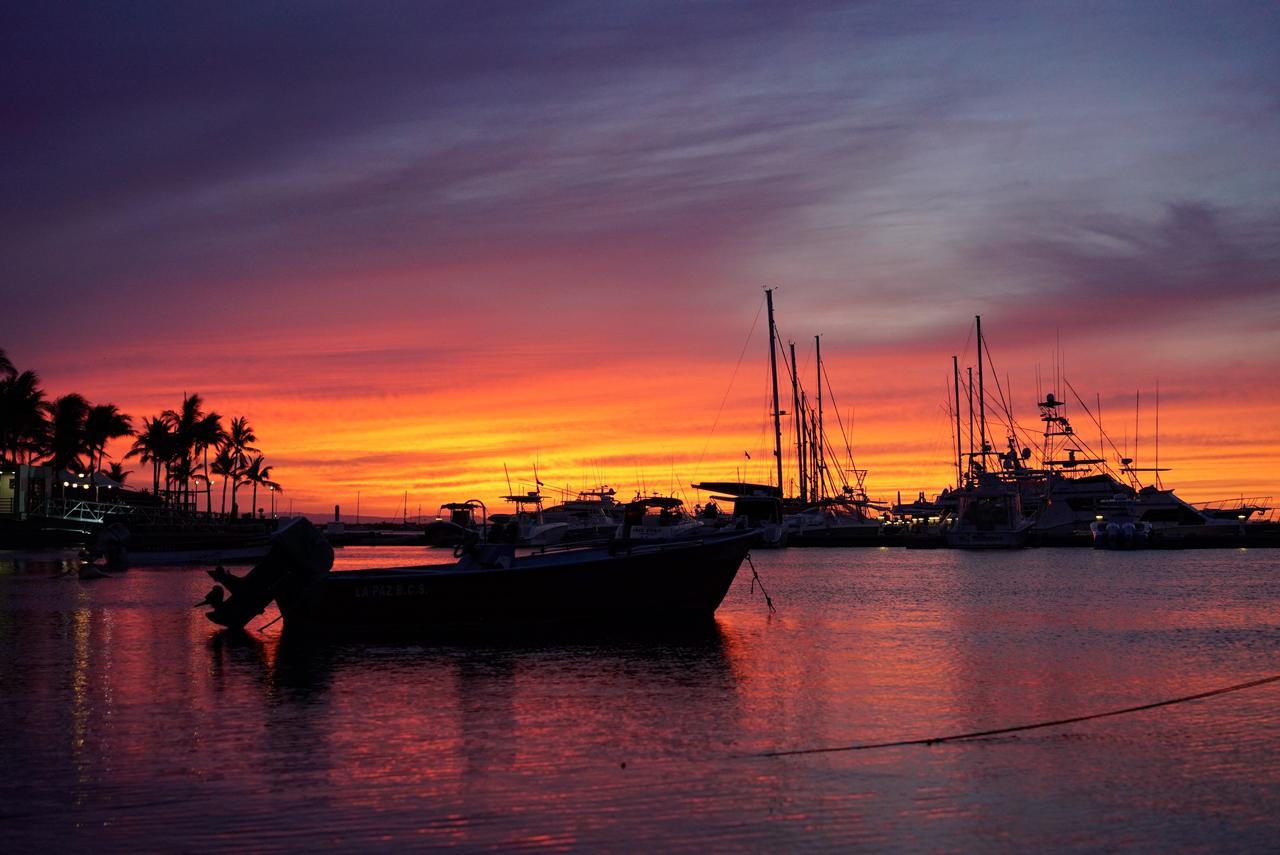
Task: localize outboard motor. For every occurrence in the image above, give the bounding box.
[200,518,334,630]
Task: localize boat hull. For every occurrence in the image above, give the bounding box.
[945,528,1029,549]
[786,525,882,547]
[275,532,754,636]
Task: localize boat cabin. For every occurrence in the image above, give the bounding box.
[617,497,702,540]
[437,501,484,528]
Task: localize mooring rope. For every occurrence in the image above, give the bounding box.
[753,673,1280,758]
[255,612,284,632]
[746,554,775,614]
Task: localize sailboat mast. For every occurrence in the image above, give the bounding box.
[967,366,975,482]
[812,408,821,500]
[976,315,988,471]
[790,340,806,503]
[815,335,824,502]
[766,289,785,496]
[953,356,963,487]
[1155,380,1160,489]
[1134,390,1140,487]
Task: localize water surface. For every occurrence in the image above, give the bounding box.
[2,546,1278,851]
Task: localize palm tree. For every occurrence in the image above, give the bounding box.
[127,416,177,498]
[106,462,132,486]
[163,393,208,510]
[224,416,258,518]
[0,348,14,380]
[0,369,47,464]
[193,411,222,515]
[209,443,239,517]
[242,455,280,520]
[42,394,91,475]
[169,455,200,510]
[83,403,134,476]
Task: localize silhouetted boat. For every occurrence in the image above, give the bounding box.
[783,494,886,546]
[541,486,624,542]
[690,483,787,548]
[945,473,1033,549]
[200,516,754,636]
[614,496,707,541]
[424,500,487,546]
[486,491,569,546]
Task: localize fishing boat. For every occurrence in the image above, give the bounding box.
[199,515,754,636]
[1096,487,1243,547]
[784,503,882,546]
[615,496,706,541]
[486,491,569,546]
[689,482,787,548]
[540,486,624,542]
[945,472,1034,548]
[424,500,487,546]
[939,316,1034,549]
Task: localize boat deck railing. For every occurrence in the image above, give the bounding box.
[37,497,132,524]
[1191,496,1276,523]
[518,529,752,558]
[35,497,274,530]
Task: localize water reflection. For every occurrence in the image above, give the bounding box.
[3,550,1280,850]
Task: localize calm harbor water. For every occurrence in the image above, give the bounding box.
[2,545,1278,851]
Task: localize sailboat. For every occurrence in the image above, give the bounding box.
[695,289,885,547]
[943,315,1033,549]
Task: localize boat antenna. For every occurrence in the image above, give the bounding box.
[766,288,785,496]
[504,463,513,497]
[1155,380,1160,489]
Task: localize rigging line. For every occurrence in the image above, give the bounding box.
[958,324,974,369]
[691,295,766,483]
[1064,379,1131,473]
[819,359,856,472]
[751,673,1280,759]
[978,335,1040,457]
[255,612,284,632]
[1061,378,1125,479]
[980,335,1016,434]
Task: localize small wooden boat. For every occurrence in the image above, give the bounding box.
[201,516,753,636]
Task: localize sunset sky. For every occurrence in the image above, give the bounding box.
[4,1,1278,518]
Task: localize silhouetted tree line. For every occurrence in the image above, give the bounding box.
[0,347,280,517]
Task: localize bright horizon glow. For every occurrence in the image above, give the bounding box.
[25,305,1272,519]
